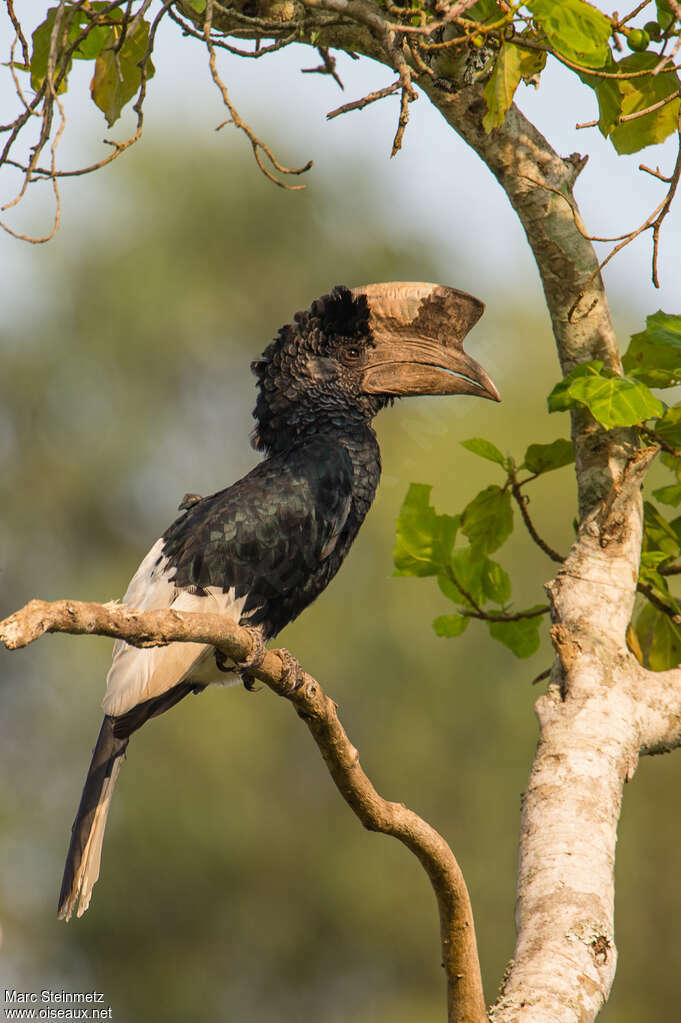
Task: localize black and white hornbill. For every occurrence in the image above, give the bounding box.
[58,282,499,921]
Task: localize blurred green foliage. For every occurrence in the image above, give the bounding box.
[1,139,679,1023]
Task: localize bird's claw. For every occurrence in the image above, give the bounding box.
[237,626,267,692]
[214,649,233,674]
[276,648,304,695]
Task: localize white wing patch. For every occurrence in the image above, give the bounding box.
[102,539,247,717]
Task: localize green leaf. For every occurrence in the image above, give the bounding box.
[652,404,681,449]
[580,52,681,154]
[622,311,681,388]
[73,24,110,61]
[433,614,470,638]
[609,53,681,154]
[482,41,546,132]
[640,549,670,572]
[461,437,507,467]
[547,361,603,412]
[461,485,513,554]
[483,558,512,604]
[523,438,575,474]
[652,483,681,507]
[642,500,681,559]
[91,20,155,127]
[393,484,459,577]
[488,608,545,658]
[548,362,664,427]
[467,0,503,22]
[631,600,681,670]
[528,0,612,69]
[30,6,110,93]
[567,374,664,427]
[655,1,676,32]
[438,549,511,607]
[31,7,77,92]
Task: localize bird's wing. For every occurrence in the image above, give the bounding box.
[103,438,355,718]
[162,438,356,632]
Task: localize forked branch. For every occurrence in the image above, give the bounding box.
[0,597,486,1023]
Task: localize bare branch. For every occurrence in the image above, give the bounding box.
[0,597,485,1023]
[327,80,401,119]
[204,0,312,189]
[301,46,345,89]
[6,0,30,69]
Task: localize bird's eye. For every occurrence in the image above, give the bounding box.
[342,346,362,365]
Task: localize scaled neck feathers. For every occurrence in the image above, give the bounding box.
[250,286,386,456]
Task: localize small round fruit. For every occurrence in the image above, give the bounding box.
[643,20,662,41]
[627,28,650,51]
[471,34,485,48]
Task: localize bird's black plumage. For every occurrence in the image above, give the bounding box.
[162,431,379,638]
[58,282,499,921]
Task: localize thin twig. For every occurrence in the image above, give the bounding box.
[301,46,344,89]
[639,163,673,183]
[651,113,681,287]
[327,80,401,119]
[445,566,550,622]
[619,88,681,123]
[510,479,564,564]
[637,581,681,622]
[0,597,487,1023]
[204,0,312,189]
[639,426,681,459]
[513,36,681,78]
[6,0,30,69]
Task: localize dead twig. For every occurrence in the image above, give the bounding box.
[0,597,486,1023]
[301,46,344,89]
[6,0,30,69]
[204,0,312,189]
[327,80,401,119]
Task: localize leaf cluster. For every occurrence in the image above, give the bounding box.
[466,1,681,156]
[546,311,681,669]
[29,2,155,127]
[395,310,681,671]
[393,435,573,660]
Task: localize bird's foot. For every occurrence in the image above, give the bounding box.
[214,649,234,674]
[237,626,267,692]
[275,648,304,695]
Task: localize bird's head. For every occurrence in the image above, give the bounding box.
[251,283,499,453]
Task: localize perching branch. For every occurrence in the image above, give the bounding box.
[0,597,486,1023]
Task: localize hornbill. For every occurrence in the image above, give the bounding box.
[58,282,499,921]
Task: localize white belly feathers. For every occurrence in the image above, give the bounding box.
[102,539,247,717]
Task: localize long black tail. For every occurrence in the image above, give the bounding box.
[58,716,128,921]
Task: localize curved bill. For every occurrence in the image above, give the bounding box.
[351,282,500,402]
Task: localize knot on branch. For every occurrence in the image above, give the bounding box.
[549,623,581,678]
